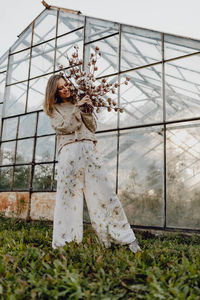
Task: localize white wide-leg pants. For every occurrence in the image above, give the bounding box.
[52,140,136,249]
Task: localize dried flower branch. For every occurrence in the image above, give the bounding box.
[58,45,130,115]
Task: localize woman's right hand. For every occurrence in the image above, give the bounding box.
[75,95,93,107]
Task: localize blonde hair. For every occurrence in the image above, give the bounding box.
[43,74,76,116]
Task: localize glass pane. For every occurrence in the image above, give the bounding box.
[13,165,31,190]
[55,142,58,162]
[95,131,117,189]
[16,139,34,163]
[166,122,200,229]
[35,136,55,162]
[30,40,55,78]
[165,55,200,121]
[7,49,30,84]
[85,17,118,43]
[37,111,54,135]
[0,103,2,120]
[0,166,13,191]
[53,162,57,191]
[0,51,8,73]
[0,72,6,100]
[2,117,18,141]
[33,9,57,45]
[10,26,32,53]
[4,82,27,117]
[85,35,118,77]
[118,127,164,226]
[121,25,162,71]
[94,76,118,131]
[58,12,84,36]
[83,195,90,223]
[18,114,36,138]
[32,163,53,191]
[55,29,83,71]
[119,64,163,127]
[0,141,16,165]
[27,76,49,112]
[164,34,200,60]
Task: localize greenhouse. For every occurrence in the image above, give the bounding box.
[0,2,199,232]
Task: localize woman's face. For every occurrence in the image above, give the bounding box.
[57,78,71,100]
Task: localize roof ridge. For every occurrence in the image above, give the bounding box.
[42,0,81,15]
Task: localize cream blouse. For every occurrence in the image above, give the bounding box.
[49,102,98,156]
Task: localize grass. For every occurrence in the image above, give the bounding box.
[0,215,199,299]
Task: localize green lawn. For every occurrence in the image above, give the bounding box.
[0,216,199,299]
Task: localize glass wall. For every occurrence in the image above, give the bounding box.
[0,7,200,231]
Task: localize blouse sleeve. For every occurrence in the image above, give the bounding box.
[80,111,97,133]
[49,105,82,135]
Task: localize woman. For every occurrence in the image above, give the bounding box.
[43,74,142,253]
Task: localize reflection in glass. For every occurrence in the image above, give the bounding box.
[33,9,57,45]
[18,114,36,138]
[30,41,55,78]
[85,35,118,77]
[13,165,31,190]
[10,26,32,53]
[121,25,161,71]
[85,17,118,43]
[2,118,18,141]
[35,136,55,162]
[0,166,13,191]
[4,82,27,117]
[55,30,83,71]
[16,139,34,163]
[7,49,30,84]
[27,76,49,112]
[58,12,84,36]
[164,34,200,60]
[118,127,164,226]
[165,55,200,121]
[95,131,117,189]
[33,163,53,191]
[37,111,54,135]
[119,65,163,127]
[0,141,16,165]
[166,122,200,229]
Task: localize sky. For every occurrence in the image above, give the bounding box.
[0,0,200,58]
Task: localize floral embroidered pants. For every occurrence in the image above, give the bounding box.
[52,140,136,249]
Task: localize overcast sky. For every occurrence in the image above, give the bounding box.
[1,0,200,58]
